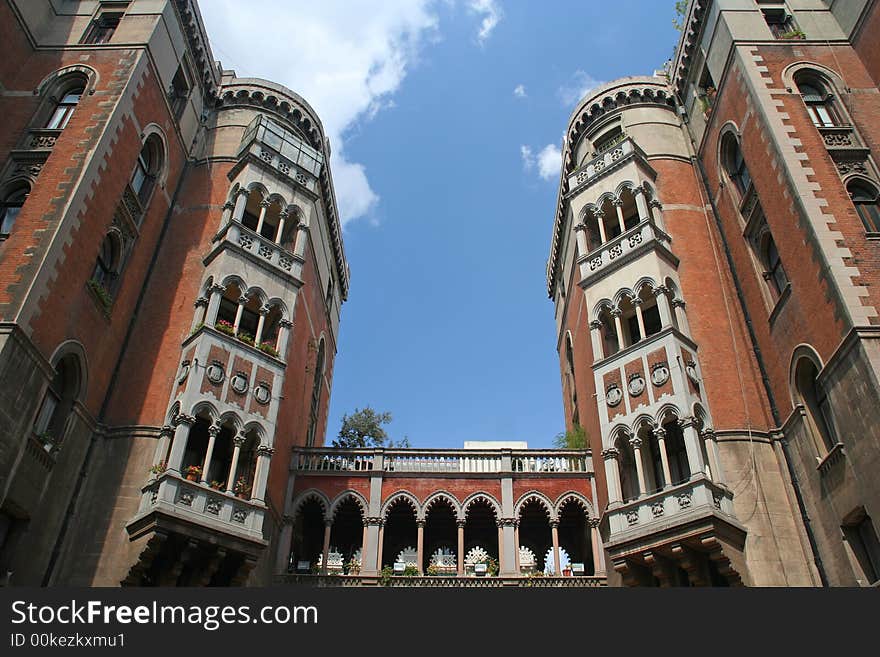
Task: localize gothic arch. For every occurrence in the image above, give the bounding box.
[291,489,331,520]
[48,340,88,402]
[423,491,462,520]
[381,491,421,520]
[462,492,502,521]
[35,64,99,97]
[555,491,595,519]
[514,491,556,522]
[191,400,220,422]
[329,490,368,520]
[655,403,684,427]
[788,344,825,406]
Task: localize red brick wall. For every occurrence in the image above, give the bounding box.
[853,1,880,86]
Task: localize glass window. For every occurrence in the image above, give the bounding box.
[81,13,122,45]
[45,88,84,130]
[0,187,28,238]
[765,237,788,296]
[848,181,880,233]
[797,78,838,128]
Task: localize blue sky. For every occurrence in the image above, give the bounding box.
[199,1,679,449]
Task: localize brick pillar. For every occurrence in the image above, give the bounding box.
[550,521,562,575]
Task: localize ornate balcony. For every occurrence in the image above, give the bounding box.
[237,114,322,194]
[127,471,267,548]
[577,218,674,287]
[208,220,305,281]
[292,447,592,475]
[567,137,645,193]
[817,124,866,153]
[25,128,62,151]
[275,574,606,587]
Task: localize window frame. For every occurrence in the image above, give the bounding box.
[0,186,30,239]
[848,180,880,233]
[80,11,124,45]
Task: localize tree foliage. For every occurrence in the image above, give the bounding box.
[553,424,588,450]
[332,407,410,449]
[672,0,688,32]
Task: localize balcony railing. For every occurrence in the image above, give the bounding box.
[577,218,671,284]
[134,472,266,543]
[275,574,606,587]
[238,114,322,191]
[817,125,865,152]
[292,448,592,475]
[605,476,735,540]
[568,137,641,191]
[212,220,304,279]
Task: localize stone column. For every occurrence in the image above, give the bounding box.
[255,199,270,235]
[200,423,220,483]
[602,448,622,506]
[154,425,173,468]
[416,520,425,574]
[702,430,724,483]
[613,199,626,234]
[233,296,247,334]
[320,520,332,575]
[672,298,691,335]
[252,446,274,501]
[654,427,673,489]
[377,523,385,571]
[232,188,248,223]
[225,434,246,494]
[589,320,604,361]
[276,516,294,574]
[254,305,269,345]
[595,210,608,243]
[680,417,706,479]
[589,518,605,576]
[220,200,235,230]
[206,284,225,326]
[634,186,650,221]
[293,222,310,260]
[277,319,292,357]
[457,520,465,576]
[550,520,562,575]
[514,522,521,574]
[167,414,195,472]
[633,298,647,342]
[654,286,673,328]
[497,522,505,574]
[630,437,647,497]
[650,199,665,230]
[275,210,288,244]
[191,296,209,331]
[574,222,589,257]
[611,309,625,351]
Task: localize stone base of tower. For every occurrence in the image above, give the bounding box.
[603,503,750,587]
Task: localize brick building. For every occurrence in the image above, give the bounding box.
[0,0,347,586]
[548,0,880,586]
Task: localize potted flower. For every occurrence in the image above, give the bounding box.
[184,465,202,482]
[562,566,572,577]
[426,564,440,577]
[149,461,167,476]
[34,430,57,453]
[215,319,236,336]
[346,558,361,576]
[402,564,419,577]
[258,341,279,357]
[209,480,224,490]
[233,476,251,499]
[238,331,255,346]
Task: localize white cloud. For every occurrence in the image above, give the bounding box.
[521,143,562,181]
[558,70,606,107]
[199,0,441,225]
[468,0,502,44]
[513,84,527,98]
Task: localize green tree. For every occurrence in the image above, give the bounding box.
[553,424,588,450]
[672,0,688,32]
[332,407,411,449]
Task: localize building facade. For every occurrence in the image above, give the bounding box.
[548,0,880,586]
[0,0,348,586]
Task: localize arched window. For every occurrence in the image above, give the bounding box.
[795,75,838,128]
[564,334,578,427]
[91,232,122,297]
[722,134,752,196]
[33,353,82,452]
[848,180,880,233]
[45,86,84,130]
[131,135,163,207]
[0,184,29,239]
[793,356,837,455]
[761,233,788,297]
[306,339,326,447]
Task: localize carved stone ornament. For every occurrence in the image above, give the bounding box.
[177,360,190,384]
[254,383,271,405]
[606,384,623,407]
[230,372,249,395]
[206,361,225,385]
[651,362,670,386]
[628,374,646,397]
[685,361,700,385]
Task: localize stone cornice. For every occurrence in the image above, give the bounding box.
[171,1,221,101]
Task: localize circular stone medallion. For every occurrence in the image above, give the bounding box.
[606,385,623,407]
